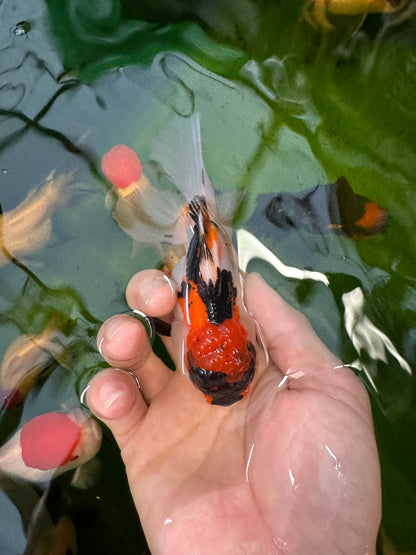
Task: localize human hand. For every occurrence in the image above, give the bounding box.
[87,270,381,555]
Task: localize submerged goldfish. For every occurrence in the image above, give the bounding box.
[0,409,102,482]
[0,173,68,266]
[247,176,388,241]
[0,324,67,410]
[101,115,261,406]
[303,0,403,29]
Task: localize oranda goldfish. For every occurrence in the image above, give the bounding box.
[0,173,68,266]
[101,114,262,406]
[0,409,102,482]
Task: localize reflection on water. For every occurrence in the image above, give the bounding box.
[237,228,329,285]
[343,287,412,388]
[0,0,415,553]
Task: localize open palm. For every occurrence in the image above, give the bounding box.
[87,271,381,555]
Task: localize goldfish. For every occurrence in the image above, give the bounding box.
[303,0,403,29]
[0,173,69,266]
[0,409,102,482]
[101,114,261,406]
[0,325,67,410]
[246,176,388,242]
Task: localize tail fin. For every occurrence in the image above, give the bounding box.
[110,114,221,247]
[151,113,216,209]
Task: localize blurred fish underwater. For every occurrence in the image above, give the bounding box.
[0,174,70,266]
[0,322,68,410]
[0,409,102,483]
[246,176,388,242]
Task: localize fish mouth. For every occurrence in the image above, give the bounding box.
[187,342,256,407]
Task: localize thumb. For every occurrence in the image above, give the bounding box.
[86,368,147,447]
[245,272,339,374]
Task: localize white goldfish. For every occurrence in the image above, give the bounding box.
[0,173,69,266]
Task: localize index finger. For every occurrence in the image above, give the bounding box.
[126,269,177,318]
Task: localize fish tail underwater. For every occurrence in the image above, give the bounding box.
[101,114,260,406]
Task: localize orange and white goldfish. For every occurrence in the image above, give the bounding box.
[0,173,68,265]
[0,325,67,410]
[303,0,403,29]
[0,409,102,482]
[102,114,262,406]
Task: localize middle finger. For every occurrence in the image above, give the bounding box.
[97,314,172,401]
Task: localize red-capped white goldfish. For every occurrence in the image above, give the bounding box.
[101,115,262,406]
[0,173,69,266]
[0,409,102,482]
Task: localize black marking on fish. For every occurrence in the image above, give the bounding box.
[196,267,236,325]
[188,342,256,406]
[256,177,388,240]
[180,196,236,325]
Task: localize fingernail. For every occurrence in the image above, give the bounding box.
[104,316,130,341]
[99,382,126,410]
[143,275,173,305]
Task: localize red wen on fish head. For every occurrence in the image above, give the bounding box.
[101,145,142,189]
[20,412,81,471]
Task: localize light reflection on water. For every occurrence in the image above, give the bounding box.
[1,0,415,553]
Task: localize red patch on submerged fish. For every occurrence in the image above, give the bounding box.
[20,412,81,470]
[354,201,388,235]
[101,145,142,189]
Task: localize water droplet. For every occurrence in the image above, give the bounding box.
[14,21,31,37]
[245,443,255,483]
[288,467,301,492]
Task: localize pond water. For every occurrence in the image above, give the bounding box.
[0,0,415,553]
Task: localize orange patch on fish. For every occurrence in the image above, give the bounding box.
[181,282,210,328]
[355,200,387,233]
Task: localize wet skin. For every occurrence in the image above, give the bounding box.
[87,270,381,555]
